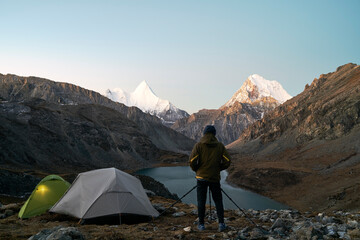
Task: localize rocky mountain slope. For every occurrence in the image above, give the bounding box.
[172,75,291,145]
[0,99,161,174]
[106,81,189,127]
[0,74,195,153]
[0,98,190,199]
[227,63,360,212]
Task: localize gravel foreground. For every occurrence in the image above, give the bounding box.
[1,196,359,240]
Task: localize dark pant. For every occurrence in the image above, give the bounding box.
[197,179,224,224]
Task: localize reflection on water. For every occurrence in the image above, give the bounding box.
[136,166,288,210]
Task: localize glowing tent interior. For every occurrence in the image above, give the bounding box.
[18,175,70,219]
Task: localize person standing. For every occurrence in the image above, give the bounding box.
[189,125,231,232]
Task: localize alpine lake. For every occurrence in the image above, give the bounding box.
[136,166,288,210]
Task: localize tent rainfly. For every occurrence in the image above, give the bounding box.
[18,175,71,219]
[50,168,159,219]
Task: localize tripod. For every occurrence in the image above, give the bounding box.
[159,184,266,233]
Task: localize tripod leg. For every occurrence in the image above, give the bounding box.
[221,188,265,232]
[208,189,212,221]
[209,188,211,220]
[158,185,197,217]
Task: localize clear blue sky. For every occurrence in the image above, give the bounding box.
[1,0,359,114]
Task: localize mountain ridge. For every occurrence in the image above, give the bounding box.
[172,74,290,145]
[227,63,360,212]
[0,99,161,174]
[0,74,195,154]
[105,80,189,126]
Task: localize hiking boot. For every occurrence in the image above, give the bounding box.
[197,224,205,231]
[218,223,227,232]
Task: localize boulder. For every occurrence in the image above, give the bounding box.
[347,219,358,229]
[152,203,166,212]
[172,211,186,217]
[249,227,266,239]
[28,226,85,240]
[348,229,360,239]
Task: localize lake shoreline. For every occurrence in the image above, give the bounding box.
[136,166,289,211]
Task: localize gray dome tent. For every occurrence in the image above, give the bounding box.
[50,168,159,220]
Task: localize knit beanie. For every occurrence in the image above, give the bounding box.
[203,125,216,136]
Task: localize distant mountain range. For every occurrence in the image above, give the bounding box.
[0,74,196,187]
[0,74,195,154]
[227,63,360,212]
[172,74,292,145]
[105,81,189,127]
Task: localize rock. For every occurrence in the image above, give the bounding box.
[227,231,237,237]
[2,203,18,210]
[172,211,185,217]
[206,234,217,239]
[237,227,250,239]
[4,209,14,217]
[259,213,270,222]
[235,209,245,217]
[183,226,191,232]
[291,225,324,240]
[322,216,335,224]
[152,203,165,212]
[307,227,324,240]
[145,189,156,196]
[249,227,266,239]
[337,223,347,232]
[338,231,347,239]
[325,224,338,237]
[270,212,279,220]
[271,218,284,229]
[222,233,229,238]
[347,219,358,229]
[237,235,248,240]
[28,226,84,240]
[175,233,185,239]
[270,218,292,230]
[348,228,360,239]
[207,210,217,221]
[190,209,197,215]
[273,227,286,236]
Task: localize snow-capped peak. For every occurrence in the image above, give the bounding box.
[133,80,155,97]
[248,74,292,103]
[130,80,170,112]
[223,74,292,107]
[104,81,189,126]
